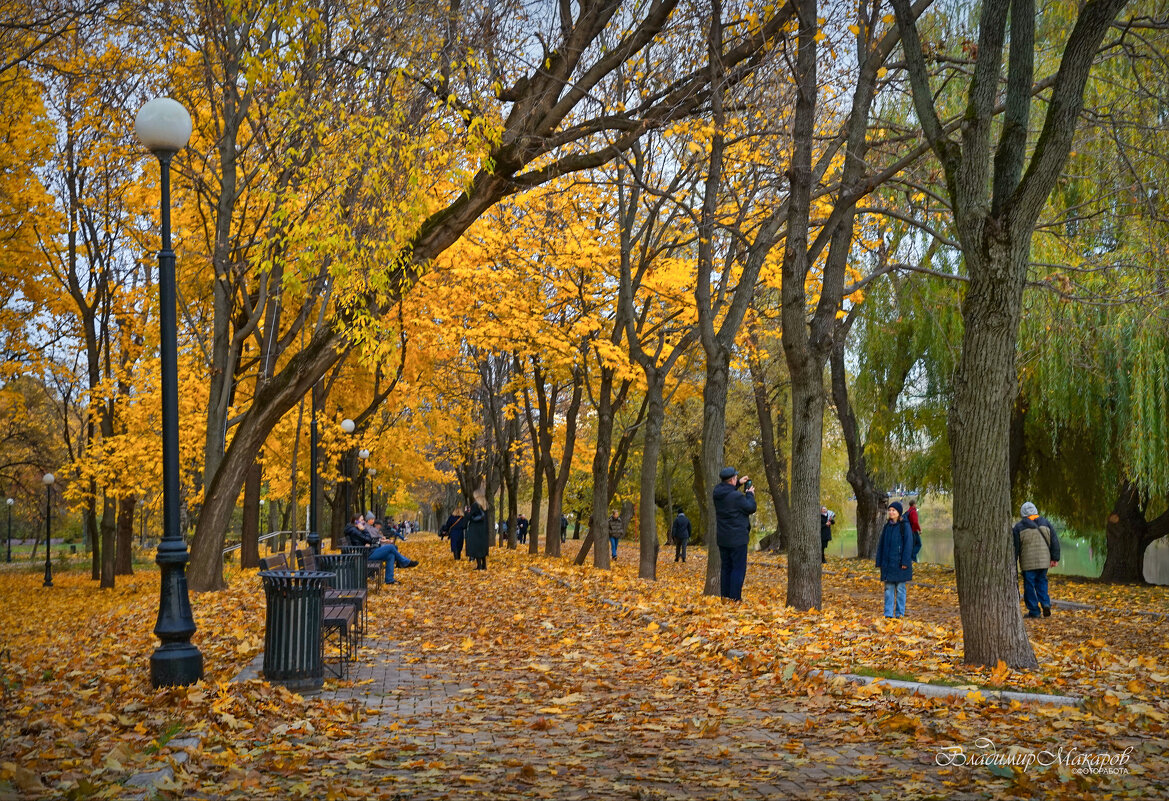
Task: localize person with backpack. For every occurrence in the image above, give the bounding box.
[670,508,691,563]
[874,501,914,618]
[1012,502,1061,618]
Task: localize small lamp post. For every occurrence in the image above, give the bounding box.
[307,383,321,554]
[358,449,370,515]
[41,474,54,586]
[136,96,203,688]
[340,419,355,521]
[5,497,12,563]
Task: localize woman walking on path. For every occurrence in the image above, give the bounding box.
[875,501,914,618]
[465,485,490,570]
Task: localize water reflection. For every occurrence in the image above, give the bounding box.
[828,529,1169,585]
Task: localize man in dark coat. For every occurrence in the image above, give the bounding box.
[874,501,913,618]
[670,509,691,562]
[516,514,529,545]
[560,514,568,542]
[1012,501,1061,618]
[713,467,756,601]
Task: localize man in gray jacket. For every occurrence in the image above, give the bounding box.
[1012,501,1061,618]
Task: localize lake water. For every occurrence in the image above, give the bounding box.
[827,528,1169,585]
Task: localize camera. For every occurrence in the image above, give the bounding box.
[742,478,752,490]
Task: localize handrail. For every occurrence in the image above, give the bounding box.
[222,530,300,556]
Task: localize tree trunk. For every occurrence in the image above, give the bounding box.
[638,372,666,579]
[529,454,544,555]
[949,245,1037,668]
[241,461,262,568]
[188,327,344,591]
[589,369,616,570]
[830,334,886,559]
[699,349,730,595]
[99,494,116,588]
[785,367,825,609]
[115,495,135,576]
[87,483,99,581]
[748,341,791,552]
[1100,483,1167,584]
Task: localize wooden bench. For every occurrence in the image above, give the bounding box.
[259,554,356,679]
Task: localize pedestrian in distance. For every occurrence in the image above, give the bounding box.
[875,501,913,618]
[517,513,529,545]
[607,509,624,560]
[560,514,568,543]
[820,506,834,563]
[713,467,756,601]
[907,499,922,562]
[442,509,467,560]
[1012,501,1061,618]
[465,485,490,571]
[671,508,691,563]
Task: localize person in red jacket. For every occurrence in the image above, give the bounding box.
[907,499,922,562]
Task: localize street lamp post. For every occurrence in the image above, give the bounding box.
[307,382,321,554]
[5,497,12,563]
[42,474,54,586]
[358,449,370,515]
[341,419,355,522]
[368,469,377,518]
[136,97,203,688]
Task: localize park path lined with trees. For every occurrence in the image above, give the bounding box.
[1,536,1166,798]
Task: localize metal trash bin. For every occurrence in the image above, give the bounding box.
[317,553,367,592]
[259,570,335,690]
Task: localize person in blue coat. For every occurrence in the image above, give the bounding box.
[713,466,756,601]
[874,501,914,618]
[442,509,467,559]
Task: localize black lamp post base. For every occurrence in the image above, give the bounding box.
[307,531,321,555]
[150,643,203,688]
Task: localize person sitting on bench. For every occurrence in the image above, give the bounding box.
[348,512,419,584]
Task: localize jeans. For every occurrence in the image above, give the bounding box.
[368,542,410,582]
[674,539,687,562]
[610,536,619,558]
[883,582,907,617]
[1022,568,1050,616]
[719,545,748,601]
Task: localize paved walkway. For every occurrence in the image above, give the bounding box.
[231,545,1162,799]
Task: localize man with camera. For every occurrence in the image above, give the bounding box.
[713,466,756,601]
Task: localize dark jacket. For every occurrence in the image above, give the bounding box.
[465,501,490,559]
[516,517,529,535]
[820,512,833,547]
[1013,516,1061,571]
[670,513,691,544]
[713,482,756,548]
[607,516,624,539]
[345,522,375,547]
[875,518,914,583]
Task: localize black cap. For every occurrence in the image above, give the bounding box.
[719,467,737,480]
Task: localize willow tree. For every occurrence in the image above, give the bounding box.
[891,0,1127,666]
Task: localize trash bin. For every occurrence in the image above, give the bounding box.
[317,553,367,592]
[259,570,335,690]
